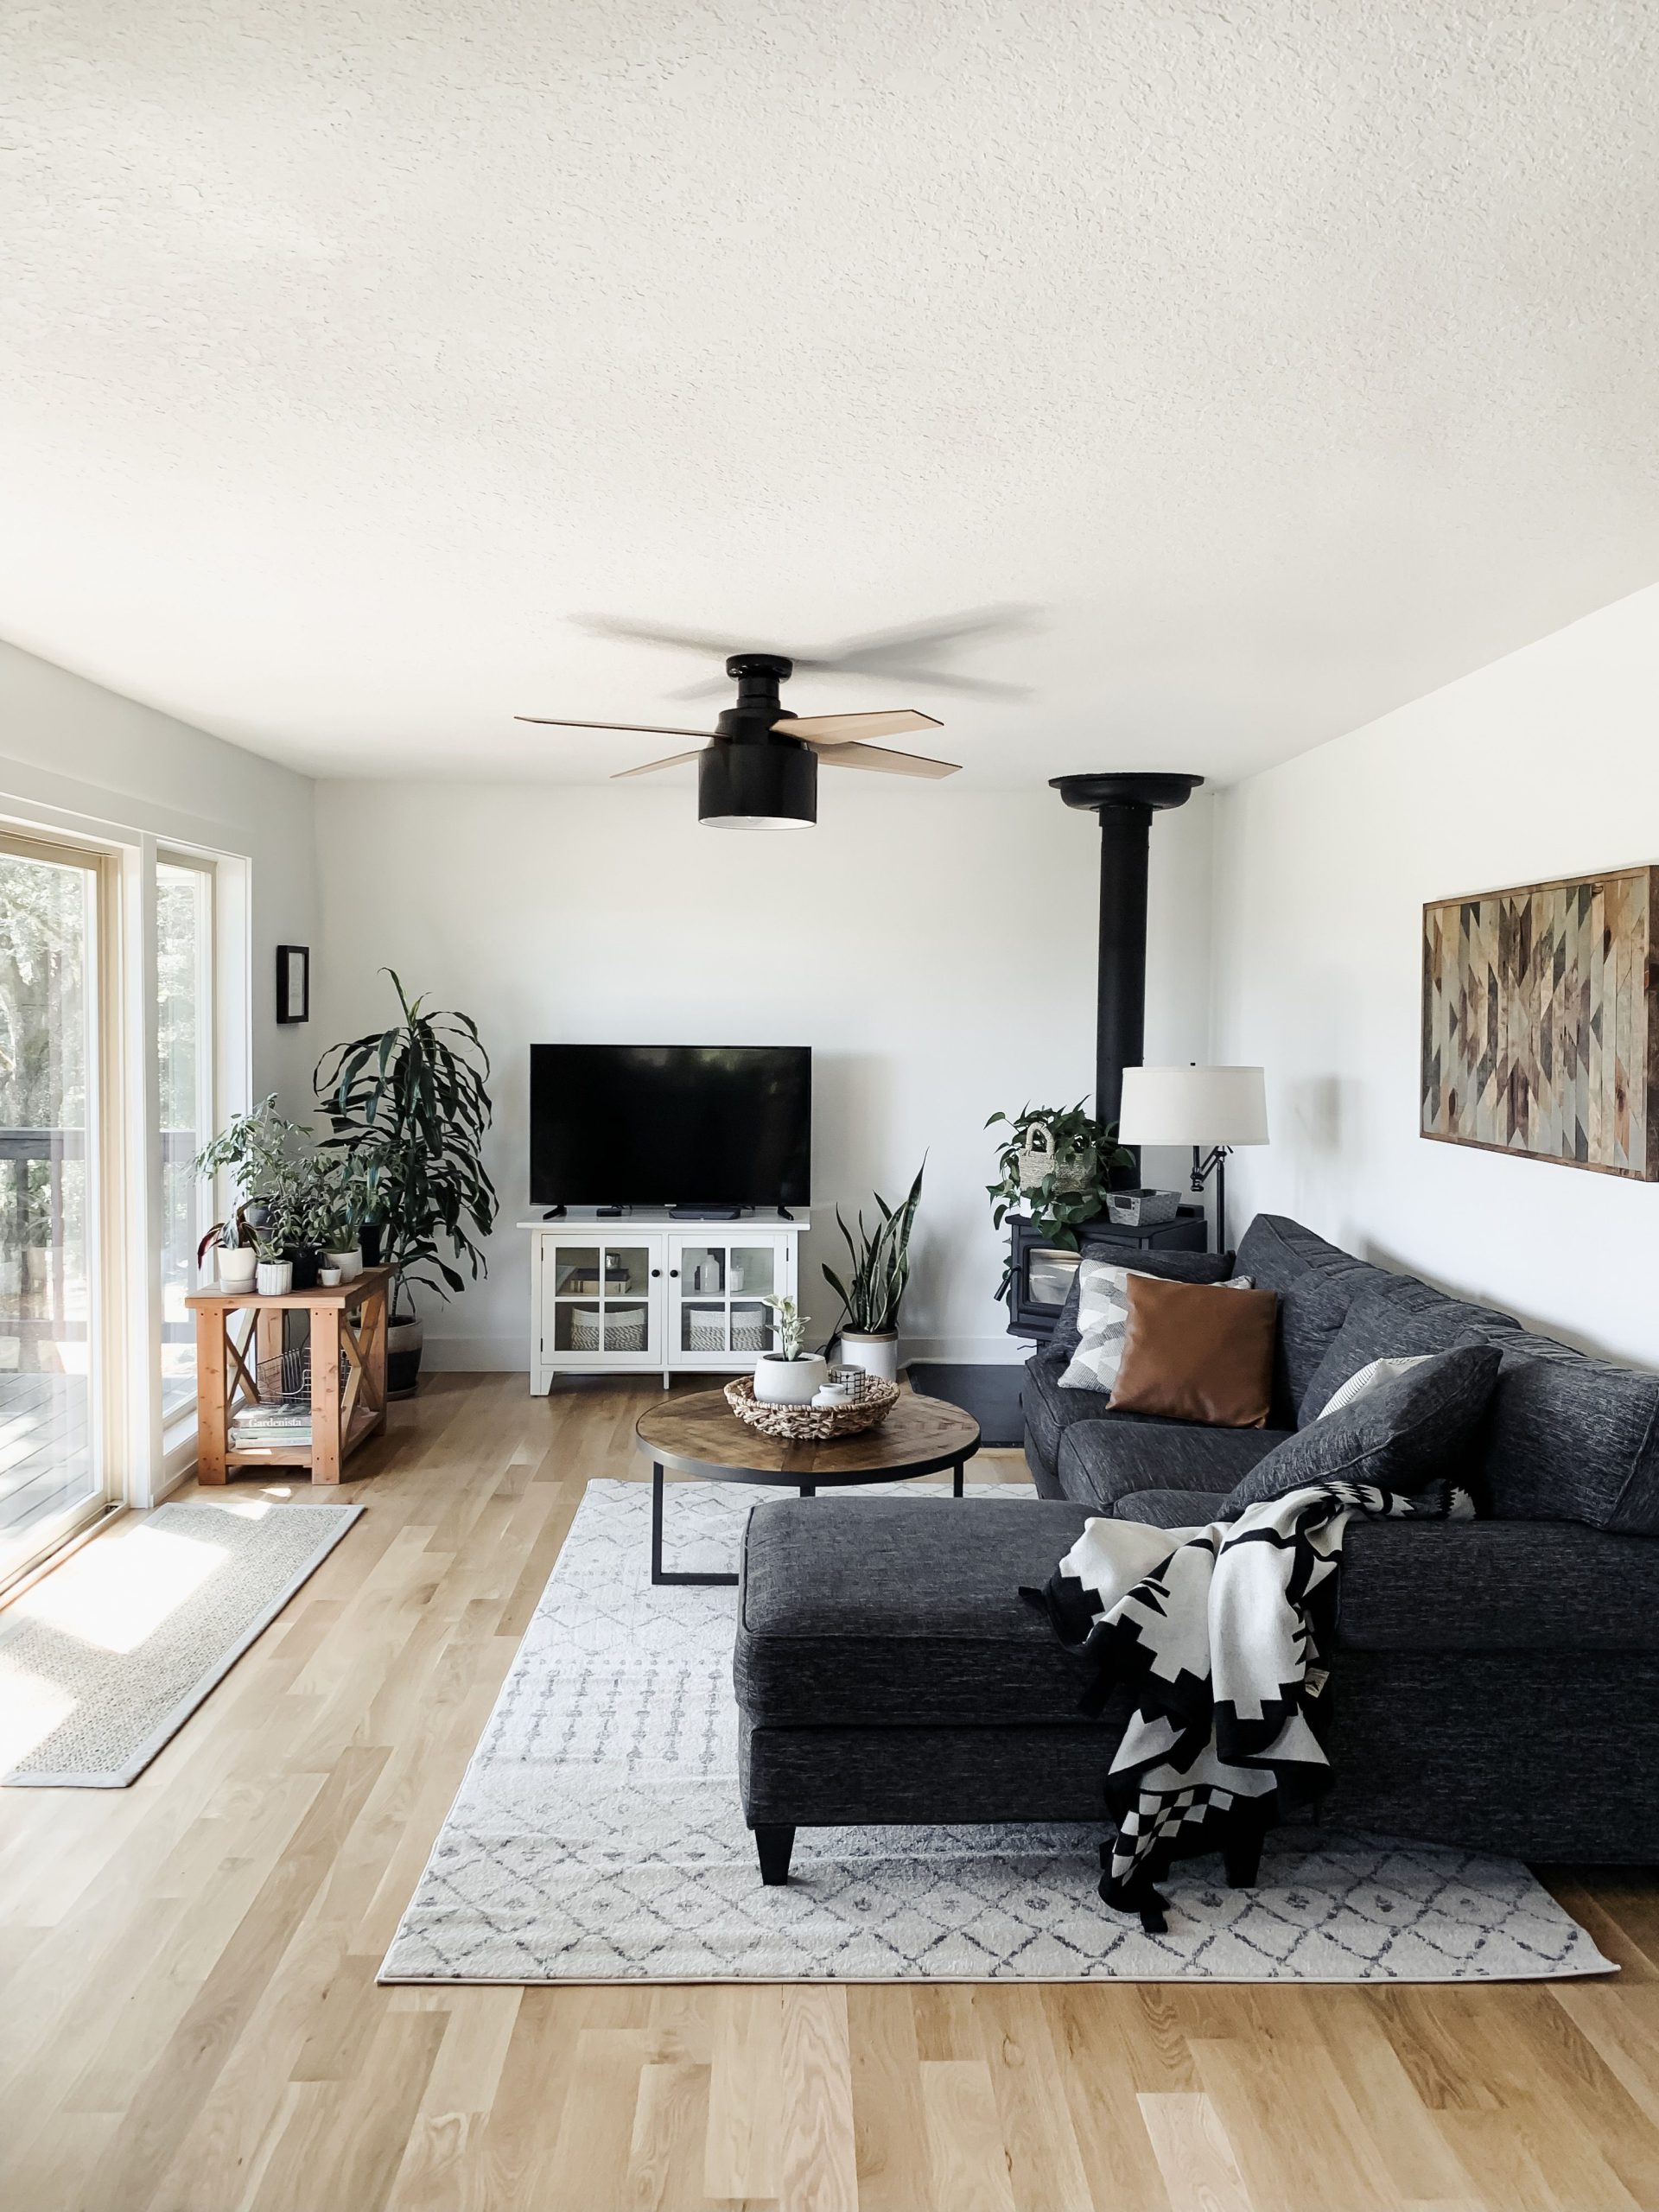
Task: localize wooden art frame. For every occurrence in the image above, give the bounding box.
[1421,863,1659,1180]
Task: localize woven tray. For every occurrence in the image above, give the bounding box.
[723,1374,899,1441]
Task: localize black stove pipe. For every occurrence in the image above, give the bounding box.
[1049,772,1204,1131]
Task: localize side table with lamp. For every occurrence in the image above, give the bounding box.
[1116,1064,1270,1253]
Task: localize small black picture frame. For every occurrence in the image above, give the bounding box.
[276,944,310,1024]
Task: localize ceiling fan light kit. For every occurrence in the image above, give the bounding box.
[518,645,963,829]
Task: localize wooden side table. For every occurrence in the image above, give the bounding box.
[185,1264,392,1486]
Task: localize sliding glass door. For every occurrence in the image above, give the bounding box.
[156,855,213,1433]
[0,833,110,1580]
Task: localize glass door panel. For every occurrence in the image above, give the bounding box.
[552,1246,601,1297]
[601,1245,652,1298]
[0,841,104,1580]
[156,859,213,1427]
[681,1301,726,1354]
[727,1246,775,1300]
[730,1301,772,1354]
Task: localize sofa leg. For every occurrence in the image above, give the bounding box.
[754,1824,796,1885]
[1223,1823,1263,1890]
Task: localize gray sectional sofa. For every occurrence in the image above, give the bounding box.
[733,1212,1659,1883]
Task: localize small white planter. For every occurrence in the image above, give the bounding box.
[255,1258,294,1296]
[838,1331,899,1384]
[218,1246,258,1293]
[318,1266,343,1287]
[753,1352,829,1406]
[324,1247,363,1283]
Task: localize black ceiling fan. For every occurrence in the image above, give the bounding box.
[516,607,1033,828]
[518,651,961,830]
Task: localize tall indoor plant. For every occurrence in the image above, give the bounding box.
[822,1160,925,1383]
[315,970,498,1396]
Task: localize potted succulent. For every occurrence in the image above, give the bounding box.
[315,971,498,1398]
[310,1154,364,1282]
[192,1096,312,1293]
[823,1160,925,1384]
[753,1295,828,1405]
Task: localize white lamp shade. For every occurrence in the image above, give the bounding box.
[1116,1065,1268,1147]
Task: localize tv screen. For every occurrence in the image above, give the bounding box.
[530,1046,811,1208]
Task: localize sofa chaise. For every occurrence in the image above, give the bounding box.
[733,1213,1659,1882]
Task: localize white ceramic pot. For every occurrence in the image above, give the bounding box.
[325,1247,363,1283]
[318,1266,343,1287]
[753,1352,829,1406]
[255,1258,294,1296]
[218,1245,258,1293]
[838,1331,899,1384]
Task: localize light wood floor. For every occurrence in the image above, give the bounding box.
[3,1372,1659,2212]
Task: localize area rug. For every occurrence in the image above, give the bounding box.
[1,1497,363,1786]
[381,1480,1610,1985]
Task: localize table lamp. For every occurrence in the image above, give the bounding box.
[1116,1065,1268,1251]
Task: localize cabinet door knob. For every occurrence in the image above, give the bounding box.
[669,1268,680,1278]
[651,1268,662,1278]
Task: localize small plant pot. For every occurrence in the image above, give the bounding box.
[286,1247,321,1292]
[318,1266,343,1287]
[324,1247,363,1283]
[218,1245,258,1293]
[359,1224,384,1268]
[753,1351,829,1406]
[256,1259,294,1296]
[838,1331,899,1385]
[387,1315,424,1399]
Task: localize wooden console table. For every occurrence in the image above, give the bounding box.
[185,1265,391,1485]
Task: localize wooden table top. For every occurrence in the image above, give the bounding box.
[634,1389,981,1484]
[185,1263,394,1311]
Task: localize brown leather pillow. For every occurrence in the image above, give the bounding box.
[1109,1272,1280,1429]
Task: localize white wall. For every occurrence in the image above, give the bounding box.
[0,638,318,1108]
[314,779,1215,1368]
[1213,583,1659,1367]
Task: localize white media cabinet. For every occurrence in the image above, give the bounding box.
[522,1213,807,1392]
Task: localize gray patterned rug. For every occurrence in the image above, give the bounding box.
[1,1497,362,1786]
[380,1479,1611,1985]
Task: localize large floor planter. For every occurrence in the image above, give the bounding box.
[387,1315,425,1399]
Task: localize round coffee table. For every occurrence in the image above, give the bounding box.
[633,1389,982,1586]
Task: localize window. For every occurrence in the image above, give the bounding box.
[156,855,214,1429]
[0,831,111,1580]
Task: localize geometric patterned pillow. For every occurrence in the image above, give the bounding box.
[1057,1260,1253,1395]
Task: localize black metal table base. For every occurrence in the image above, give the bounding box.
[649,1459,966,1586]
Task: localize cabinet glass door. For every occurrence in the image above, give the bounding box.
[671,1238,785,1357]
[548,1242,655,1357]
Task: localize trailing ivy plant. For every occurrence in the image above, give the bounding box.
[315,970,499,1322]
[986,1101,1134,1297]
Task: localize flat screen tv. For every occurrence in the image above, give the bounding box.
[530,1045,811,1210]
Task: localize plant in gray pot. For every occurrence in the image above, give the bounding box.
[823,1160,925,1385]
[315,971,498,1398]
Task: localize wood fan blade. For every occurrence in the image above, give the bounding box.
[813,741,961,779]
[515,715,715,739]
[611,748,707,779]
[772,709,944,743]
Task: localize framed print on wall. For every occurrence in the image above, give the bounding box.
[1421,863,1659,1179]
[276,944,310,1025]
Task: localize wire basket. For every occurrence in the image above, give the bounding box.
[254,1345,348,1402]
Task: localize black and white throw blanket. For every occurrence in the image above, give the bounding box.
[1032,1478,1462,1930]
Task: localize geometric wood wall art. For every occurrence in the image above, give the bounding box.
[1421,864,1659,1179]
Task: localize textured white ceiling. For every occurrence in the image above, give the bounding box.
[3,2,1658,787]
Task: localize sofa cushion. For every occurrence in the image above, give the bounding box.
[1483,1335,1659,1533]
[1110,1274,1280,1428]
[1219,1344,1502,1517]
[1297,1294,1492,1422]
[1058,1262,1253,1395]
[1114,1487,1230,1529]
[1053,1419,1289,1513]
[1334,1518,1659,1652]
[1048,1241,1237,1359]
[734,1496,1097,1728]
[1236,1216,1520,1360]
[1270,1270,1354,1427]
